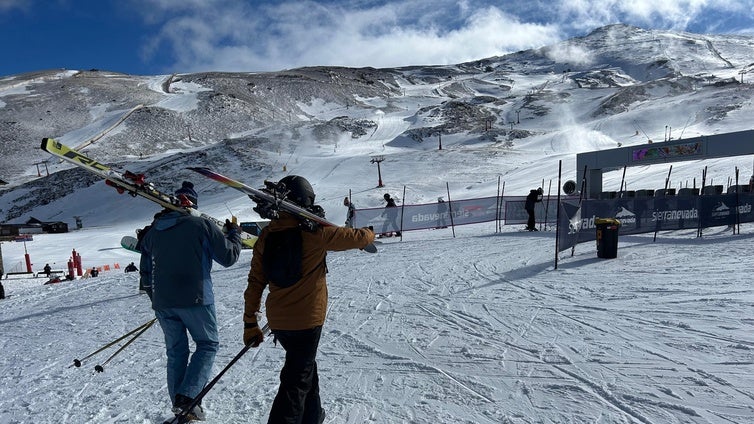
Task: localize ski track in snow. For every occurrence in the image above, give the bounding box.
[2,226,754,423]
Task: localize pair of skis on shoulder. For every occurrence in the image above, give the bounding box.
[40,138,257,249]
[40,138,376,253]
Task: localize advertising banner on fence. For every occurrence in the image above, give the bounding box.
[353,196,502,233]
[557,192,754,251]
[504,197,559,226]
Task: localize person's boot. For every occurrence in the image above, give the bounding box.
[174,394,206,421]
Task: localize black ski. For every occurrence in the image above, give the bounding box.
[187,167,377,253]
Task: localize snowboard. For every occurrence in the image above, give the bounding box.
[40,138,257,249]
[188,167,378,253]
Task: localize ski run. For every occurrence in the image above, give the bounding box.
[1,221,753,423]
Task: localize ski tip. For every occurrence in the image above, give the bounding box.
[363,243,378,253]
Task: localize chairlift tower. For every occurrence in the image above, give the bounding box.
[370,156,385,188]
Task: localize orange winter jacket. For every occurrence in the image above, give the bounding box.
[244,213,374,330]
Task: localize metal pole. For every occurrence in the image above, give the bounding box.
[653,165,672,242]
[543,179,552,231]
[446,182,456,238]
[539,178,545,231]
[555,160,562,270]
[399,186,406,240]
[496,176,501,233]
[734,167,740,235]
[697,166,707,238]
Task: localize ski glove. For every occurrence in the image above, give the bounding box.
[244,322,264,347]
[223,219,240,235]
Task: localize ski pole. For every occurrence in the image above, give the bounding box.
[167,323,271,424]
[93,318,157,373]
[71,318,157,368]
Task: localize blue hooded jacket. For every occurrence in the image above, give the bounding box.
[139,210,241,309]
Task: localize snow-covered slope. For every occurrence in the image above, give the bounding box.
[1,220,753,423]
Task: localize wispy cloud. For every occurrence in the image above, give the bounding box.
[552,0,754,35]
[0,0,30,13]
[129,0,754,73]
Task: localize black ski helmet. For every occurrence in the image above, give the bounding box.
[279,175,315,207]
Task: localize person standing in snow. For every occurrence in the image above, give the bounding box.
[43,263,52,277]
[343,196,356,228]
[243,175,374,424]
[436,197,448,229]
[525,188,543,231]
[0,281,5,299]
[139,181,242,421]
[381,193,402,237]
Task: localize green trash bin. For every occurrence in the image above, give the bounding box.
[595,218,621,259]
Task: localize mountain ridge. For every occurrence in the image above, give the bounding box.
[1,24,753,226]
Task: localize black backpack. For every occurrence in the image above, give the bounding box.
[263,228,303,288]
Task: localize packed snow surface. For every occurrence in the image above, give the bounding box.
[1,221,753,423]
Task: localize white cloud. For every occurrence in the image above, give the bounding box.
[135,0,561,73]
[131,0,754,73]
[554,0,751,33]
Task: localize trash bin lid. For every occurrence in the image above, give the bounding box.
[594,217,621,226]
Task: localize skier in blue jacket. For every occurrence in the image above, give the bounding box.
[139,181,242,421]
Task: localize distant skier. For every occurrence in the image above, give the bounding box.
[90,267,99,277]
[43,263,52,277]
[124,262,138,273]
[381,193,401,237]
[437,197,448,229]
[243,175,374,424]
[525,188,543,231]
[343,196,356,228]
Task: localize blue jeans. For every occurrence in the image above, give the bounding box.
[155,305,219,405]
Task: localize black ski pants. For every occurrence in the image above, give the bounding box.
[268,326,324,424]
[526,207,536,230]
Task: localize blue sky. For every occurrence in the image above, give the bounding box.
[2,0,754,77]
